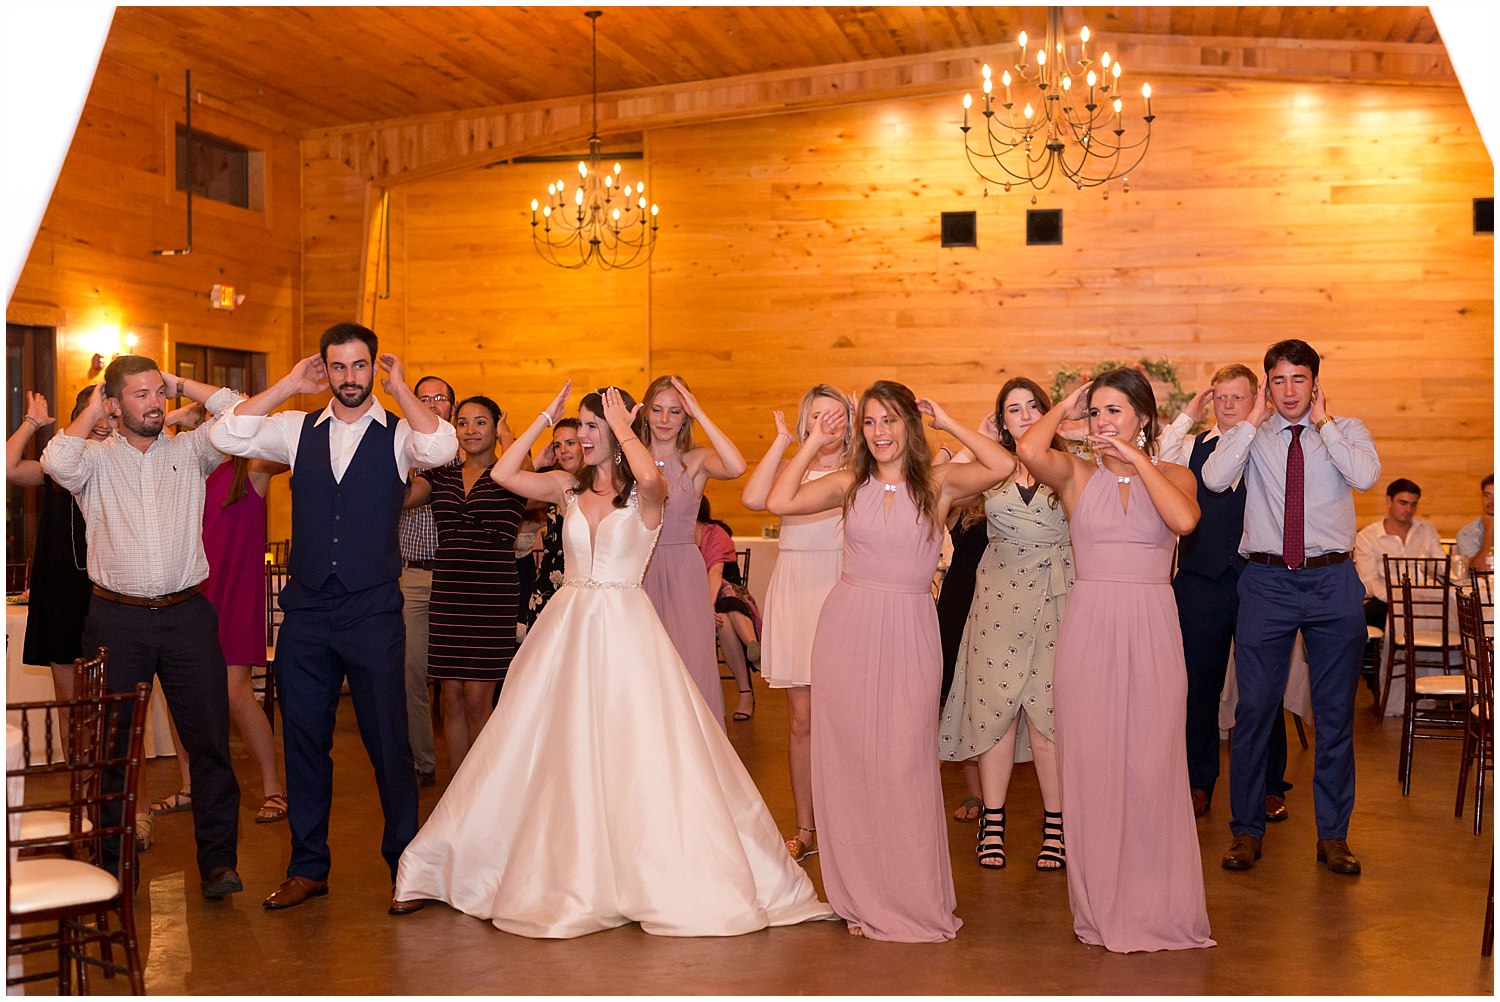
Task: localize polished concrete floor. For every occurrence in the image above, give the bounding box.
[23,681,1494,995]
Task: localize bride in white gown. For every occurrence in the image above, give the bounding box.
[394,383,834,938]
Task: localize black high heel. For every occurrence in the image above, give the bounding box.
[1037,810,1066,870]
[977,805,1006,869]
[733,687,755,722]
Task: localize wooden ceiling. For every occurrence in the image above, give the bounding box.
[104,6,1444,132]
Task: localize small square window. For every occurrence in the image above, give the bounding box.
[941,211,977,248]
[1026,209,1063,246]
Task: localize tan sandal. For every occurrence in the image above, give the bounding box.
[785,825,818,862]
[255,793,288,824]
[953,795,983,823]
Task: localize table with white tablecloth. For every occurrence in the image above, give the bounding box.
[6,604,175,758]
[1220,633,1315,732]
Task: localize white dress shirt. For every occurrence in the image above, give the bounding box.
[1158,414,1243,491]
[1354,517,1445,599]
[40,387,239,597]
[208,396,457,481]
[1201,411,1381,559]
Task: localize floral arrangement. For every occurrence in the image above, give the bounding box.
[1050,357,1192,423]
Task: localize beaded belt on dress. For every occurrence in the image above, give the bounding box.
[564,578,641,590]
[839,573,929,595]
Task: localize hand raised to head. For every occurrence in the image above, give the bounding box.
[1062,381,1092,422]
[286,354,329,396]
[543,380,573,426]
[772,410,791,440]
[25,392,55,428]
[915,397,951,432]
[1309,379,1328,424]
[979,410,1001,442]
[668,376,701,419]
[601,386,641,437]
[1182,387,1212,424]
[378,353,407,395]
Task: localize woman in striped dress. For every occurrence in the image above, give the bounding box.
[411,395,528,770]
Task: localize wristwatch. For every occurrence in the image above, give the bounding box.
[1313,416,1334,431]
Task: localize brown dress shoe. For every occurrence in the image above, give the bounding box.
[1221,833,1263,870]
[1264,795,1289,822]
[1316,838,1361,874]
[389,895,426,916]
[263,876,330,910]
[1191,789,1210,818]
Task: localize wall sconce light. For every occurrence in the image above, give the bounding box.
[85,326,141,378]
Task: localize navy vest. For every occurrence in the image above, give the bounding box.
[289,411,405,591]
[1177,431,1248,579]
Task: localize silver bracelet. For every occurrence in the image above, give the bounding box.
[539,411,555,427]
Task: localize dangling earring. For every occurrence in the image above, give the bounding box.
[1135,429,1147,449]
[613,449,623,465]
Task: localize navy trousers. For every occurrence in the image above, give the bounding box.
[85,594,239,879]
[1229,560,1364,840]
[1174,566,1291,802]
[276,577,416,883]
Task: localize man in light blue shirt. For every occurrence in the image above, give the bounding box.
[1455,473,1494,574]
[1202,339,1379,875]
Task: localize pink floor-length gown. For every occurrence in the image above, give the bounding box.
[643,452,725,726]
[810,479,960,942]
[1053,470,1215,953]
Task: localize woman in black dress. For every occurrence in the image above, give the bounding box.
[6,388,113,743]
[407,395,527,770]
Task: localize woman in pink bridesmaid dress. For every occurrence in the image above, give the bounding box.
[1018,368,1216,953]
[636,375,747,727]
[767,380,1015,942]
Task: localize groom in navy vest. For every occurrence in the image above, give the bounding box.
[211,323,457,912]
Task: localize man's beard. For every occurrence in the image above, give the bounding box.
[335,381,372,408]
[121,409,163,439]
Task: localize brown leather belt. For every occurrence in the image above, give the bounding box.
[403,559,435,571]
[91,584,201,609]
[1246,551,1350,570]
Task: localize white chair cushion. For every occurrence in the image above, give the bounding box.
[1413,675,1467,697]
[8,857,119,914]
[17,810,93,842]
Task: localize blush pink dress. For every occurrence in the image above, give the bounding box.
[1053,471,1215,953]
[643,452,724,726]
[810,479,960,942]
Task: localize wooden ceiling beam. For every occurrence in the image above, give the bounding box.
[305,32,1457,188]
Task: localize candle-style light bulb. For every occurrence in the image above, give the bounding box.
[1113,62,1122,80]
[575,188,584,206]
[963,93,973,109]
[612,208,621,222]
[638,196,646,209]
[1087,70,1097,88]
[1036,49,1046,67]
[1062,75,1072,91]
[1101,51,1111,69]
[543,204,552,217]
[1142,83,1152,99]
[547,182,556,196]
[1024,102,1034,120]
[1001,70,1012,87]
[982,63,991,80]
[577,160,587,178]
[1018,30,1028,49]
[651,204,659,216]
[613,163,622,175]
[530,198,539,211]
[1113,98,1122,113]
[1080,26,1090,44]
[983,77,992,95]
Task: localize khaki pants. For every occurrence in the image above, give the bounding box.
[400,567,436,774]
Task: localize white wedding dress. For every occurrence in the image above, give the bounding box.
[394,490,834,938]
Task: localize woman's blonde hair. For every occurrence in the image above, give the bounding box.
[795,384,853,460]
[637,374,695,453]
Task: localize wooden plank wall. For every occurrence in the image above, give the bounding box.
[385,75,1492,534]
[8,57,306,542]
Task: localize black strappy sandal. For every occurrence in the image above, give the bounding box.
[977,805,1006,869]
[1037,810,1066,870]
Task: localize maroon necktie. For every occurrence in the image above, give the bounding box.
[1283,425,1305,569]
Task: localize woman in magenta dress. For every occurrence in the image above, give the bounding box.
[1017,368,1214,953]
[767,380,1015,942]
[636,375,746,727]
[155,456,289,822]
